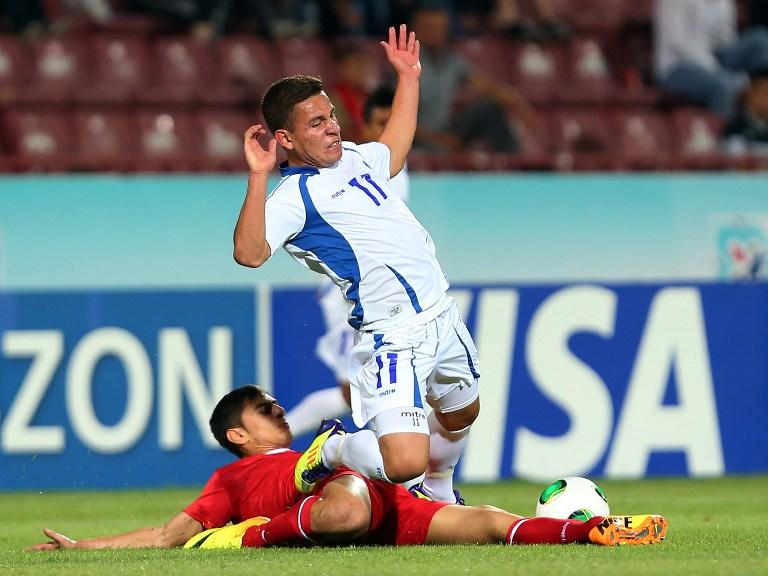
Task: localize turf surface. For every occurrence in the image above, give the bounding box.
[2,476,766,576]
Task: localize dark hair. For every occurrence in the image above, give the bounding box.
[363,86,396,123]
[209,384,268,457]
[262,75,325,133]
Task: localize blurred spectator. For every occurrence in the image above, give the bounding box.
[723,69,768,155]
[410,3,537,153]
[247,0,321,39]
[485,0,569,41]
[125,0,240,40]
[61,0,113,23]
[654,0,768,121]
[0,0,47,36]
[326,44,378,142]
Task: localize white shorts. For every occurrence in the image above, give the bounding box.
[315,280,356,382]
[348,296,481,429]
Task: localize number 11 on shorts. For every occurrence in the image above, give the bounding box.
[375,353,398,388]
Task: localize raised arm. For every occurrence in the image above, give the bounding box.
[233,124,277,268]
[25,511,203,551]
[378,24,421,178]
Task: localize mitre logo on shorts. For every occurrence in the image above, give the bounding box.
[400,410,426,421]
[331,188,346,199]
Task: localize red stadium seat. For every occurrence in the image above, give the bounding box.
[277,38,336,83]
[216,36,281,94]
[670,107,727,169]
[195,109,250,172]
[615,110,672,169]
[507,42,564,105]
[550,109,618,170]
[23,37,89,103]
[455,37,513,83]
[0,36,31,95]
[79,35,152,103]
[140,37,241,105]
[73,109,136,171]
[134,109,197,171]
[561,38,617,104]
[2,109,75,171]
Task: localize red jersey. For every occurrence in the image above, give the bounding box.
[184,449,447,545]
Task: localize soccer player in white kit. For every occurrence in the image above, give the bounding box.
[285,86,410,439]
[233,25,479,503]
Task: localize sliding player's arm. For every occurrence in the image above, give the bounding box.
[25,511,203,551]
[378,24,421,178]
[233,124,277,268]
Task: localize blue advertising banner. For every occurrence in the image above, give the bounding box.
[271,283,768,482]
[1,283,767,489]
[0,290,256,489]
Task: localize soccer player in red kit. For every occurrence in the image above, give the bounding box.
[27,385,667,551]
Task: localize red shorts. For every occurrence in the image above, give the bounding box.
[319,469,447,545]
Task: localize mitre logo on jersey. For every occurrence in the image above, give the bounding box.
[331,188,346,199]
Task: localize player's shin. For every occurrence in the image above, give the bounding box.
[421,411,470,503]
[333,430,392,482]
[506,517,604,545]
[243,496,319,547]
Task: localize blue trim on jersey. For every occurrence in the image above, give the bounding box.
[279,163,320,177]
[288,174,365,329]
[454,328,481,379]
[386,265,423,313]
[410,351,423,409]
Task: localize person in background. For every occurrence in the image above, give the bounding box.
[723,69,768,155]
[285,86,410,440]
[459,0,569,41]
[654,0,768,121]
[326,44,377,144]
[409,2,538,154]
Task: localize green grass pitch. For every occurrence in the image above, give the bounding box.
[1,476,766,576]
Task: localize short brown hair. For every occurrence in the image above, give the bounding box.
[262,75,324,133]
[209,384,269,457]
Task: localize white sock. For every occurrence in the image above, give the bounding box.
[322,429,390,482]
[421,411,471,502]
[284,387,350,438]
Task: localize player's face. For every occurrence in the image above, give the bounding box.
[362,106,391,141]
[237,396,292,451]
[282,92,342,168]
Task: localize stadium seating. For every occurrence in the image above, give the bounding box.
[81,35,152,103]
[2,108,75,171]
[0,36,29,91]
[73,108,135,171]
[24,37,89,104]
[134,108,197,171]
[615,110,673,170]
[195,109,251,172]
[0,0,760,173]
[507,42,564,105]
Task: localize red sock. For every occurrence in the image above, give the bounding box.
[242,495,318,548]
[506,516,604,545]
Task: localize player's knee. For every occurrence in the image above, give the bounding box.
[436,398,480,431]
[381,452,428,484]
[321,496,370,538]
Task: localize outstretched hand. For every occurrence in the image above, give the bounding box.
[380,24,421,79]
[25,528,79,552]
[243,124,277,175]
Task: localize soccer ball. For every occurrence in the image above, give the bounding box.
[535,476,610,521]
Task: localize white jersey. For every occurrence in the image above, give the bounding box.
[266,141,447,331]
